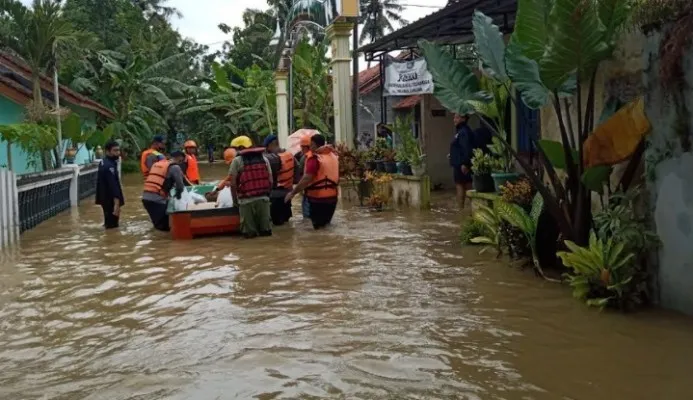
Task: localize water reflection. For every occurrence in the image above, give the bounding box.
[1,164,693,399]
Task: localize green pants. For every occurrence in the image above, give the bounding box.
[239,198,272,237]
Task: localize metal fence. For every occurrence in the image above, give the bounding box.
[16,170,73,233]
[78,164,99,201]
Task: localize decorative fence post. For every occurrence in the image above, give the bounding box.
[65,164,81,207]
[0,168,19,249]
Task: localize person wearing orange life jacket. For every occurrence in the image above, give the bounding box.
[183,140,201,184]
[263,134,299,226]
[141,151,187,231]
[285,134,339,229]
[140,135,166,177]
[228,135,273,238]
[295,132,315,219]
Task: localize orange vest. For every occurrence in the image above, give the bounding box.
[305,146,339,199]
[185,154,200,184]
[140,148,162,177]
[143,159,170,197]
[277,151,295,190]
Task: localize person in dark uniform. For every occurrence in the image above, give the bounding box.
[449,113,474,208]
[95,140,125,229]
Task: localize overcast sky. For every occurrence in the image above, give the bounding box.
[21,0,449,70]
[168,0,449,70]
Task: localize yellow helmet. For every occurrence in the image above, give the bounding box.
[230,135,252,149]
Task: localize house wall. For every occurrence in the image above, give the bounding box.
[357,91,403,148]
[0,96,42,174]
[0,95,99,174]
[643,26,693,315]
[421,94,455,188]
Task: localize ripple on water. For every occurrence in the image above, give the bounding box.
[2,170,693,399]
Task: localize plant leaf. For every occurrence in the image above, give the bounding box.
[505,38,550,109]
[419,39,491,115]
[511,0,552,61]
[581,165,612,194]
[472,10,508,80]
[540,0,608,89]
[538,139,578,169]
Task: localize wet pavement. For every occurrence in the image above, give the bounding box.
[1,163,693,399]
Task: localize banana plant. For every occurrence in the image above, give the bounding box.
[557,231,636,309]
[470,203,503,257]
[494,193,558,281]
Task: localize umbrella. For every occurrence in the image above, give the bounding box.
[287,129,320,155]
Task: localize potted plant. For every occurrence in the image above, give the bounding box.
[488,137,521,191]
[395,151,412,175]
[371,137,389,172]
[470,148,498,193]
[383,149,398,173]
[64,147,77,164]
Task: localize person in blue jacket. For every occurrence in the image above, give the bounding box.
[449,113,474,208]
[95,140,125,229]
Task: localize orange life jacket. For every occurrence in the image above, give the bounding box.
[305,146,339,200]
[143,159,170,198]
[237,147,271,199]
[140,148,162,177]
[185,154,200,184]
[277,151,295,190]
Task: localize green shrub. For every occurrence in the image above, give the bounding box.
[120,159,140,174]
[460,219,488,245]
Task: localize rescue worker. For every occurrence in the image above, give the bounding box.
[183,140,201,184]
[140,135,166,177]
[141,150,187,231]
[263,134,297,226]
[227,135,273,238]
[296,133,315,219]
[209,144,239,195]
[285,134,339,229]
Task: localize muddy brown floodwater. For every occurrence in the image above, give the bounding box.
[1,164,693,399]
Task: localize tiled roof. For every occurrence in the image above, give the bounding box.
[393,95,422,109]
[0,52,114,119]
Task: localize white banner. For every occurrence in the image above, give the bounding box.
[383,57,434,96]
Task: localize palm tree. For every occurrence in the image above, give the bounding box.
[359,0,408,45]
[0,0,83,113]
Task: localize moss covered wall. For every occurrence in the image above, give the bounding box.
[643,25,693,315]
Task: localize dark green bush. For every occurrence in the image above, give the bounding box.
[120,159,140,174]
[460,219,487,245]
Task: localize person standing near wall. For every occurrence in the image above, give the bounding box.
[95,141,125,229]
[449,113,474,208]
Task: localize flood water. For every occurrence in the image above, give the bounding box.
[1,163,693,399]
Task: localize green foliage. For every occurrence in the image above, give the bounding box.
[359,0,408,46]
[0,123,58,170]
[469,204,503,255]
[460,219,489,245]
[594,186,659,254]
[495,193,558,281]
[420,1,636,247]
[120,159,140,174]
[392,114,425,166]
[470,148,502,175]
[558,231,637,309]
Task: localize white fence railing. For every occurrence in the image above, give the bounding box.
[0,168,19,249]
[0,162,101,249]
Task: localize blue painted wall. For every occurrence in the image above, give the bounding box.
[0,96,98,174]
[0,96,42,174]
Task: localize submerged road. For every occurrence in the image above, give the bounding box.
[1,164,693,399]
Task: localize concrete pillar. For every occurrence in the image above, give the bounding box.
[64,164,81,207]
[326,21,354,148]
[275,70,290,149]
